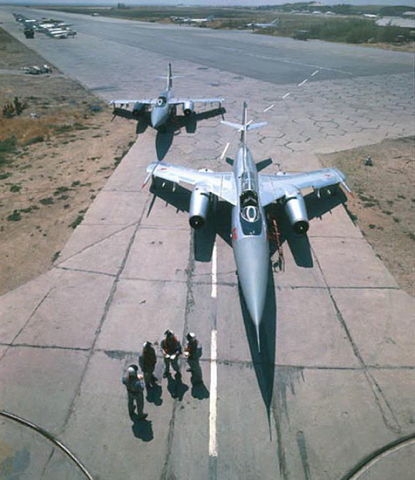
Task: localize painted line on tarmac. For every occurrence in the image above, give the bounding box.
[211,243,217,299]
[209,328,218,458]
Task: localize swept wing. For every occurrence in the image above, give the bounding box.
[169,97,224,105]
[110,98,155,107]
[259,167,350,206]
[146,162,237,205]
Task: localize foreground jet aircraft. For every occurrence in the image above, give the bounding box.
[145,103,350,349]
[110,63,224,130]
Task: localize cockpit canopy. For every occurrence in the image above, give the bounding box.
[242,205,259,222]
[241,189,258,207]
[239,190,262,234]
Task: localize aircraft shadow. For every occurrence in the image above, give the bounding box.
[148,181,232,262]
[239,264,276,421]
[267,188,348,268]
[113,107,225,161]
[155,129,176,161]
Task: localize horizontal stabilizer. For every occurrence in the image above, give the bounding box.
[221,120,267,132]
[256,158,272,172]
[221,120,243,130]
[247,121,268,131]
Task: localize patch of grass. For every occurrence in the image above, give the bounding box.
[0,136,17,165]
[7,210,21,221]
[39,197,54,205]
[54,125,75,134]
[54,186,71,196]
[24,136,44,146]
[9,184,21,193]
[21,206,39,213]
[69,215,83,229]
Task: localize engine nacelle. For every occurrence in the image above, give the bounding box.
[284,193,309,234]
[132,102,144,115]
[183,100,194,116]
[189,186,210,229]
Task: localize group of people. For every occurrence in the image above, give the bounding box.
[122,329,203,420]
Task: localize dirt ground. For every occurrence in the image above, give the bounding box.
[0,28,413,298]
[320,137,414,296]
[0,28,136,295]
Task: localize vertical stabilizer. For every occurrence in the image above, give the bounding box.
[241,101,248,144]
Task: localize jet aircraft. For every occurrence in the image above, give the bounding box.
[144,103,350,349]
[110,63,224,130]
[247,18,279,30]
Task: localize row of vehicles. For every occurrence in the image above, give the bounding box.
[13,13,77,39]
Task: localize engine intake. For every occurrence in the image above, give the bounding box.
[132,102,144,115]
[284,193,309,234]
[189,186,210,229]
[183,100,194,116]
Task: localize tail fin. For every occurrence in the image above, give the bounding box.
[167,63,173,90]
[221,102,267,144]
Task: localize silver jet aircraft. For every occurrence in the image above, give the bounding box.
[247,18,279,30]
[110,63,224,130]
[144,103,350,349]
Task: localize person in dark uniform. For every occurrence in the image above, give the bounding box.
[122,364,147,420]
[139,341,158,389]
[184,332,203,385]
[161,330,182,377]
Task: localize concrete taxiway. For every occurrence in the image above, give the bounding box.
[0,7,414,480]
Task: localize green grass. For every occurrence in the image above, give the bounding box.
[0,137,17,166]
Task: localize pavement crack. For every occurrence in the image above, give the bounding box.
[312,246,402,434]
[59,185,154,436]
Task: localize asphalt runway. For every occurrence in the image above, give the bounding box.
[0,6,414,480]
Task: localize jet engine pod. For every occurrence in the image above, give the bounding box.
[189,186,210,229]
[183,100,194,116]
[284,193,309,234]
[132,102,144,115]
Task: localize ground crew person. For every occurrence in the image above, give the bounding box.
[184,332,203,385]
[122,364,148,420]
[161,330,182,377]
[139,341,158,388]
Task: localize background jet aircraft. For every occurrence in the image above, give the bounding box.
[247,18,279,30]
[144,103,350,350]
[110,63,224,130]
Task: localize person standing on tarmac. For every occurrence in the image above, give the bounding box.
[139,341,158,389]
[122,364,148,420]
[184,332,203,385]
[161,330,182,377]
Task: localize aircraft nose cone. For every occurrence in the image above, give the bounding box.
[233,237,269,330]
[151,109,165,129]
[242,275,267,326]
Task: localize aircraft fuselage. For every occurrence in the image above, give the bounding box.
[231,143,269,343]
[151,89,174,129]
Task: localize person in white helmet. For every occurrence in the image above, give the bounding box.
[184,332,203,385]
[139,341,158,389]
[122,364,147,420]
[161,330,182,377]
